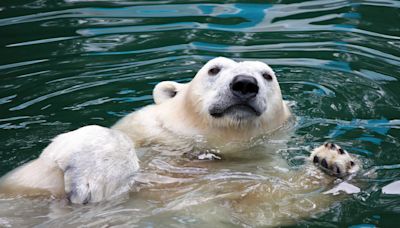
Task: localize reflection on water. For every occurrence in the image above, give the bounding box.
[0,0,400,227]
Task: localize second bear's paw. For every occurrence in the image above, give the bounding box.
[310,143,359,177]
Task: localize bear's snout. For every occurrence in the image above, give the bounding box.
[230,75,259,100]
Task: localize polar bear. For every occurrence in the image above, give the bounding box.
[112,57,291,146]
[0,57,358,207]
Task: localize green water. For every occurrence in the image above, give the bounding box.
[1,0,400,227]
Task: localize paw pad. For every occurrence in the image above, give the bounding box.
[311,143,359,177]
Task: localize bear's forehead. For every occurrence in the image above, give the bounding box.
[225,61,274,78]
[237,61,272,72]
[207,57,273,74]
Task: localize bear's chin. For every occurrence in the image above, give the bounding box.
[209,104,262,120]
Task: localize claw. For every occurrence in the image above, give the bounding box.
[321,159,328,169]
[332,164,341,176]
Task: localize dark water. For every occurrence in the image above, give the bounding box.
[1,0,400,227]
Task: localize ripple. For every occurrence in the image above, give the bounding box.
[6,36,78,47]
[0,115,47,129]
[9,76,133,111]
[0,59,48,70]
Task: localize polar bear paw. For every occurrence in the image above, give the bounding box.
[63,165,94,204]
[310,143,359,177]
[40,125,140,204]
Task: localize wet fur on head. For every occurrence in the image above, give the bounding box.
[182,57,289,130]
[153,81,185,105]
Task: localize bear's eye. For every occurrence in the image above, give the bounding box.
[208,67,221,76]
[262,72,273,81]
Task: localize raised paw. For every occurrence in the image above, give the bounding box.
[310,143,359,177]
[40,125,140,204]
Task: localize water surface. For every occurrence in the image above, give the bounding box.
[0,0,400,227]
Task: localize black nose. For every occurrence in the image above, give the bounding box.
[230,75,259,99]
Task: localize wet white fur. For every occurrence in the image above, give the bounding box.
[0,125,139,203]
[114,57,291,145]
[153,81,184,105]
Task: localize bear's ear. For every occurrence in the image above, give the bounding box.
[153,81,184,104]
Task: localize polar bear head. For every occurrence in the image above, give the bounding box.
[153,57,290,135]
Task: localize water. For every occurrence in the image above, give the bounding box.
[0,0,400,227]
